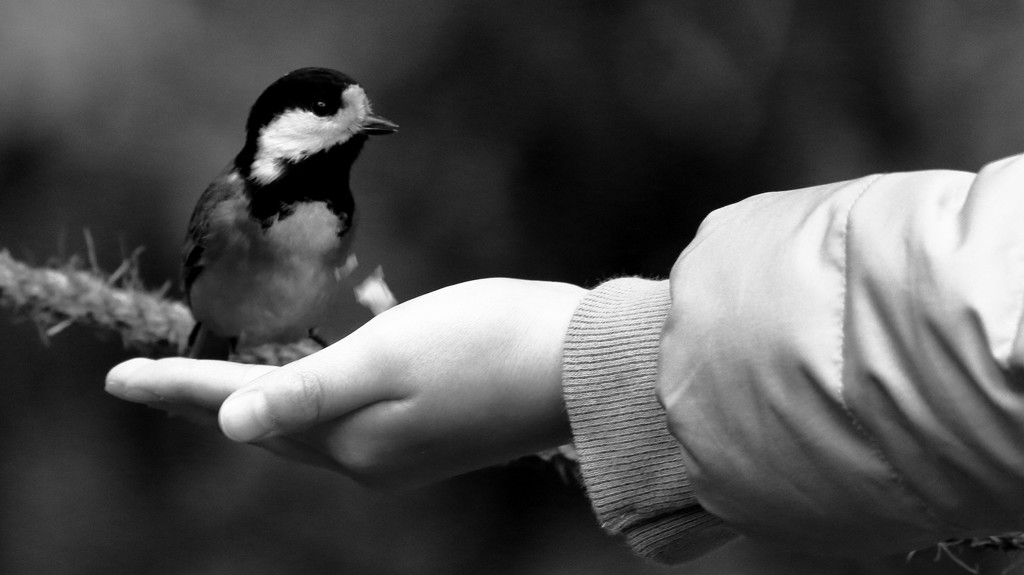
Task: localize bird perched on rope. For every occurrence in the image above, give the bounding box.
[182,67,397,359]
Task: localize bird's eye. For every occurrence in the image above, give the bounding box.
[312,100,332,116]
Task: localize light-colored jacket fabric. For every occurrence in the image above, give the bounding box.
[563,154,1024,563]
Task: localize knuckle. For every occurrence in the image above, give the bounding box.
[332,438,406,490]
[336,442,385,478]
[281,368,327,424]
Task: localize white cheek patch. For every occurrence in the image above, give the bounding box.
[250,84,372,184]
[342,84,371,129]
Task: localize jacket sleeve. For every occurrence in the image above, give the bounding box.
[564,153,1024,562]
[660,153,1024,555]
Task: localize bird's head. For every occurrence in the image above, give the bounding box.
[240,67,397,184]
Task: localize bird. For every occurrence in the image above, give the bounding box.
[182,67,397,359]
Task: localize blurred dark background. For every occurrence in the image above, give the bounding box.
[2,1,1024,573]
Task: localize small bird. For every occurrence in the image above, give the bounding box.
[182,67,397,359]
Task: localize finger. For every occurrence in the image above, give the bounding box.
[218,336,394,443]
[106,357,276,409]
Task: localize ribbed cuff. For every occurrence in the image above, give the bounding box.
[563,278,737,563]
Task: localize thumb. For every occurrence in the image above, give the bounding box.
[218,337,386,442]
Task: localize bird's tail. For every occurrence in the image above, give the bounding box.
[187,322,235,360]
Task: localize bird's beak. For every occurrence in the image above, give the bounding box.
[360,114,398,135]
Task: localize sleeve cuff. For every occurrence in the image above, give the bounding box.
[562,277,737,563]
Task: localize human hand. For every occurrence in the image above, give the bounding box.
[105,278,585,489]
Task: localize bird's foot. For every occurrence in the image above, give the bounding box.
[308,327,329,349]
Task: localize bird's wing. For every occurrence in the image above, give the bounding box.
[182,165,245,303]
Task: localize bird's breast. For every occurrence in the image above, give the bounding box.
[190,198,353,345]
[206,196,351,264]
[264,201,349,256]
